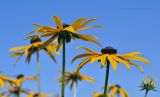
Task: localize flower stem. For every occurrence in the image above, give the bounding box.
[62,39,66,97]
[18,86,21,97]
[73,82,77,97]
[144,89,149,97]
[103,62,110,97]
[36,51,41,96]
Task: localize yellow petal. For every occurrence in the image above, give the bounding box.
[9,46,27,51]
[130,62,144,72]
[108,55,118,71]
[77,25,103,31]
[121,55,150,65]
[71,18,86,29]
[72,53,93,63]
[80,74,95,83]
[76,57,93,72]
[100,55,107,66]
[52,16,63,30]
[112,55,130,69]
[76,46,98,54]
[64,26,76,33]
[77,34,101,46]
[80,18,97,28]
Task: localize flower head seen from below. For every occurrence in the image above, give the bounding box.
[108,84,129,97]
[140,76,157,91]
[93,92,114,97]
[0,87,30,97]
[57,71,95,90]
[25,16,102,49]
[72,46,150,72]
[15,74,38,86]
[9,37,59,64]
[0,74,18,88]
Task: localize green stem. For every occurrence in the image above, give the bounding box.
[144,89,149,97]
[17,86,21,97]
[103,62,110,97]
[36,51,41,96]
[62,39,66,97]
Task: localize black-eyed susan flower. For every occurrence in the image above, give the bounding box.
[25,16,101,47]
[72,46,150,72]
[108,85,129,97]
[93,92,114,97]
[0,74,18,88]
[10,37,59,94]
[0,87,30,97]
[57,71,95,97]
[10,37,59,64]
[140,76,157,97]
[72,46,150,97]
[25,16,101,97]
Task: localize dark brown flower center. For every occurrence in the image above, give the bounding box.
[57,23,70,29]
[115,84,121,88]
[17,74,24,79]
[30,37,41,44]
[33,93,39,97]
[101,46,117,54]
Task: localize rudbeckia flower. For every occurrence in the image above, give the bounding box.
[0,74,18,88]
[0,87,30,97]
[72,46,150,72]
[10,37,59,64]
[57,71,95,97]
[14,74,37,86]
[72,46,150,97]
[25,16,102,48]
[24,16,101,97]
[108,85,129,97]
[93,92,114,97]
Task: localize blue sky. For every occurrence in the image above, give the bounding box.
[0,0,160,97]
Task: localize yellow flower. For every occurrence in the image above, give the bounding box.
[108,85,129,97]
[25,16,102,49]
[57,71,95,90]
[10,37,59,64]
[72,46,150,72]
[26,91,51,97]
[15,74,38,86]
[0,74,18,88]
[0,87,30,96]
[93,92,114,97]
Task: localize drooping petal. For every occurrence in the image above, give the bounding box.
[52,16,63,30]
[111,55,130,69]
[90,56,102,63]
[77,34,101,46]
[43,48,57,63]
[76,57,93,72]
[9,46,27,51]
[72,53,93,63]
[76,46,99,54]
[121,55,151,65]
[130,62,144,72]
[100,55,108,66]
[80,74,95,83]
[40,34,58,49]
[122,52,142,56]
[108,55,118,71]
